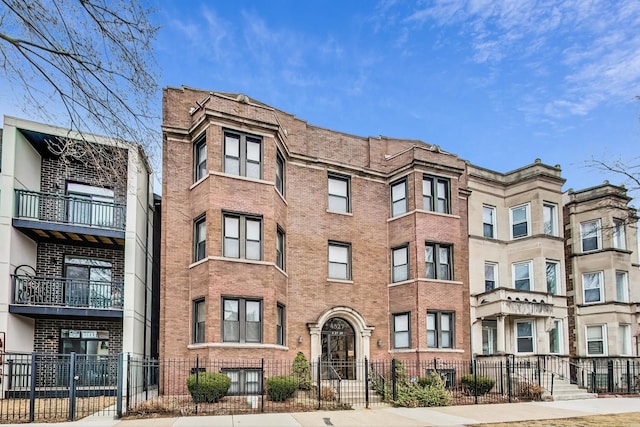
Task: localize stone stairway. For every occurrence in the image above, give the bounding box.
[541,374,597,401]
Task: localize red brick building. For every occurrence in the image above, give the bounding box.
[160,88,471,378]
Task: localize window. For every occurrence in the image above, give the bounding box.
[276,227,285,270]
[390,179,407,217]
[276,304,285,346]
[275,150,285,195]
[427,311,454,349]
[423,175,450,213]
[66,183,115,228]
[619,324,631,355]
[543,203,558,236]
[616,271,629,302]
[64,256,113,308]
[516,321,534,353]
[581,219,601,252]
[223,298,262,343]
[328,241,351,280]
[583,271,603,303]
[483,206,496,238]
[392,245,408,282]
[193,299,205,343]
[482,320,497,355]
[546,260,560,294]
[549,320,561,354]
[224,369,262,395]
[513,261,532,291]
[425,243,453,280]
[224,130,262,179]
[510,204,530,239]
[223,213,262,260]
[328,173,350,213]
[194,136,207,181]
[613,219,626,249]
[392,313,410,349]
[194,215,206,262]
[484,262,497,291]
[586,325,606,356]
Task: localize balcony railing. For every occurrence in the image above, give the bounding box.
[11,275,123,310]
[14,189,126,231]
[475,288,561,318]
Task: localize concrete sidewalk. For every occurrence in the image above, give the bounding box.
[17,397,640,427]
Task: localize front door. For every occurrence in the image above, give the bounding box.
[321,317,355,379]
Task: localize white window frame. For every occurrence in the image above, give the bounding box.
[619,324,632,356]
[543,202,558,236]
[583,271,604,304]
[484,262,498,291]
[586,324,607,356]
[393,312,410,349]
[515,320,535,354]
[512,261,532,291]
[482,205,496,238]
[328,173,350,213]
[616,271,629,303]
[328,241,351,280]
[510,203,531,239]
[545,260,560,295]
[580,219,601,252]
[613,219,626,250]
[392,245,409,283]
[391,179,407,217]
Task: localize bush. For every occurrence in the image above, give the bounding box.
[292,352,312,390]
[319,386,336,401]
[267,376,298,402]
[186,372,231,403]
[395,370,451,408]
[417,371,447,389]
[461,374,495,396]
[518,381,544,401]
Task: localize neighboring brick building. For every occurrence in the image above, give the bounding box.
[0,116,157,388]
[161,88,471,377]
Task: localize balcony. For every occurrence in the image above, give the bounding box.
[10,275,123,319]
[13,189,126,247]
[474,288,564,319]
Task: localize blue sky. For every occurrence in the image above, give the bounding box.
[2,1,639,195]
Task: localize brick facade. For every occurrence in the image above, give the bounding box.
[34,318,122,354]
[161,88,471,367]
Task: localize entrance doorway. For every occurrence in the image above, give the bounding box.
[321,317,355,379]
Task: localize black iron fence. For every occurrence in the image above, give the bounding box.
[2,354,640,423]
[14,189,126,230]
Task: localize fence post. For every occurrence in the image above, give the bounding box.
[537,358,541,387]
[506,356,512,403]
[68,352,77,421]
[317,357,321,410]
[195,355,199,415]
[499,360,504,394]
[261,358,265,413]
[473,359,478,404]
[591,359,596,393]
[116,353,123,418]
[391,359,397,402]
[364,357,369,409]
[29,353,36,423]
[627,360,631,394]
[607,360,614,393]
[126,353,131,412]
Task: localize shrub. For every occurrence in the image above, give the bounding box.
[518,381,544,401]
[395,370,451,408]
[267,376,298,402]
[292,352,312,390]
[461,374,495,396]
[417,371,447,389]
[319,386,336,401]
[186,372,231,403]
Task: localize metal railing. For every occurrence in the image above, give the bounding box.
[15,189,126,230]
[11,275,124,309]
[324,362,343,402]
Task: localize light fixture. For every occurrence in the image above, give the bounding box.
[298,336,303,343]
[377,339,382,347]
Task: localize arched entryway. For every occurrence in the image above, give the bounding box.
[321,317,356,379]
[308,306,375,381]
